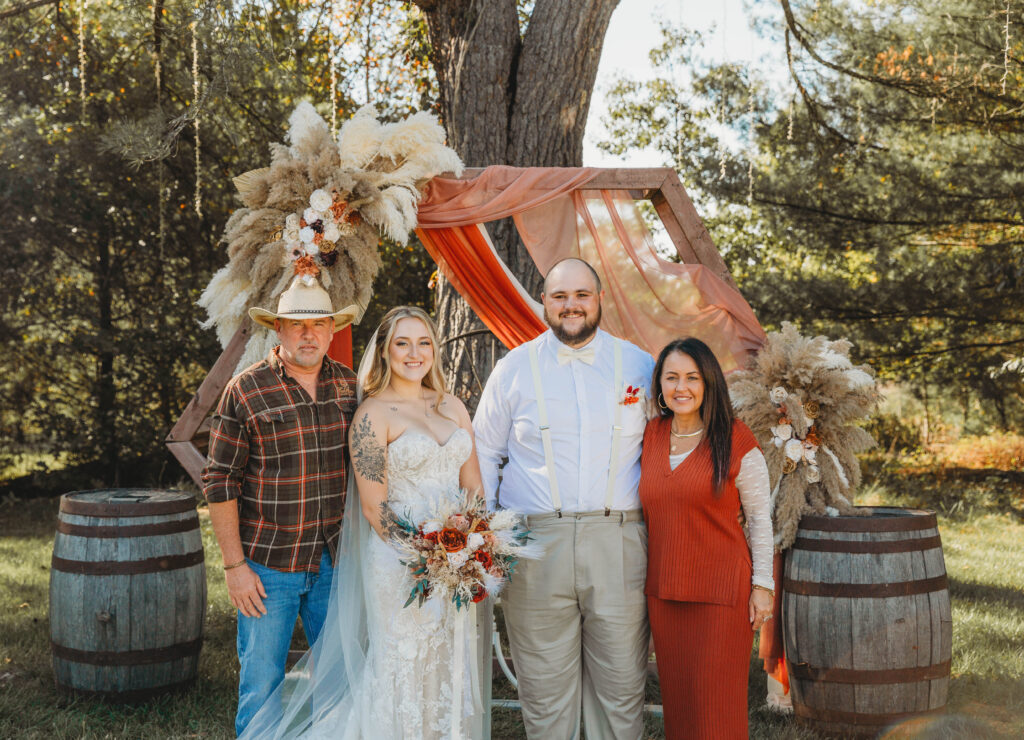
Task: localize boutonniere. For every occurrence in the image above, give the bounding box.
[621,385,642,405]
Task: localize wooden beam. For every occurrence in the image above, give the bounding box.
[655,172,737,288]
[167,442,207,489]
[651,192,702,266]
[166,323,251,442]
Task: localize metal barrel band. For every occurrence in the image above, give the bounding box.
[56,515,199,539]
[794,703,946,726]
[792,534,942,554]
[51,637,202,667]
[798,509,936,533]
[54,676,196,703]
[60,493,197,518]
[788,659,951,684]
[51,549,204,576]
[783,574,948,598]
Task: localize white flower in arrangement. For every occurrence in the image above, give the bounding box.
[421,520,442,534]
[446,550,470,568]
[284,228,301,243]
[323,221,341,242]
[303,207,322,225]
[769,386,789,404]
[806,465,821,483]
[304,243,319,257]
[784,438,804,462]
[299,226,316,244]
[467,532,485,551]
[802,442,818,464]
[771,423,793,443]
[285,213,301,230]
[309,188,333,212]
[285,242,303,260]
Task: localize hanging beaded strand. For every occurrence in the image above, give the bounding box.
[192,12,202,218]
[153,1,166,259]
[330,0,339,137]
[78,0,89,119]
[1002,1,1011,95]
[747,91,755,203]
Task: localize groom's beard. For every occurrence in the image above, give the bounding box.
[545,304,602,346]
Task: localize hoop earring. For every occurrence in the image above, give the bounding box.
[658,393,668,410]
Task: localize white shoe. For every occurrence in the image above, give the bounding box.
[765,690,793,714]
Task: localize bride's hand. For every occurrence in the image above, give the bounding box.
[226,564,268,618]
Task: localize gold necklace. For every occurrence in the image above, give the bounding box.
[670,424,704,438]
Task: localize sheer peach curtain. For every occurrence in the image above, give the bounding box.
[416,166,765,371]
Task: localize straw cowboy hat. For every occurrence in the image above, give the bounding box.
[248,277,360,332]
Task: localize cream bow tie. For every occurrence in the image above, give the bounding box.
[556,345,596,365]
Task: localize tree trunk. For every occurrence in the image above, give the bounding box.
[415,0,620,408]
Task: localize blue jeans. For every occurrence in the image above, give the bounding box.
[235,549,333,737]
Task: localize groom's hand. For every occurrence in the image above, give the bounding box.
[226,565,268,618]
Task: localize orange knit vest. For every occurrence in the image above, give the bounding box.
[640,417,759,605]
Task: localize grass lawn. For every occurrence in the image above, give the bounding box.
[1,459,1021,739]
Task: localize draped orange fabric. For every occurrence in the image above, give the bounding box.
[417,166,599,227]
[416,166,766,368]
[416,224,546,349]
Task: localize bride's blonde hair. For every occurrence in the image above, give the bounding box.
[361,306,448,411]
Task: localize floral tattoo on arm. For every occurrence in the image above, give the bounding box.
[352,413,386,483]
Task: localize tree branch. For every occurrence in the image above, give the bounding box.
[0,0,58,22]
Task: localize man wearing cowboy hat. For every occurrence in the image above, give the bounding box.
[202,277,360,736]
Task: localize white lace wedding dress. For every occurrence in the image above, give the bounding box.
[309,427,482,740]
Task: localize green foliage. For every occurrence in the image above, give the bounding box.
[599,3,1024,432]
[0,1,437,482]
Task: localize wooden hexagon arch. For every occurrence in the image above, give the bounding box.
[167,167,732,486]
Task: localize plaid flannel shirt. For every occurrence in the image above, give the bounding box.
[201,347,357,572]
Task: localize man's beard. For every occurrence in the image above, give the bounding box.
[545,304,601,346]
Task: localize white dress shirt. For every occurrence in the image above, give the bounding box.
[473,329,656,514]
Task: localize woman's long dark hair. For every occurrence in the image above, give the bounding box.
[652,338,734,496]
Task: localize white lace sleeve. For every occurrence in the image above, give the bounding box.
[737,447,775,590]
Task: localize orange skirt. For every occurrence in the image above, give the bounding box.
[649,587,753,740]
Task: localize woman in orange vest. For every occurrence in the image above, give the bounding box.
[640,338,774,739]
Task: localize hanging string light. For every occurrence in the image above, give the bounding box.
[1002,1,1011,95]
[78,0,89,119]
[192,12,202,217]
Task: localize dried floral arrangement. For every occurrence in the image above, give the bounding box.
[729,322,880,550]
[382,490,539,611]
[199,102,463,370]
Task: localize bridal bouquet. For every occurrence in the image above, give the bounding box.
[382,491,536,611]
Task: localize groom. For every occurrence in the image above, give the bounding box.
[202,277,359,736]
[474,258,654,739]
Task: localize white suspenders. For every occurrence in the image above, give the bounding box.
[527,338,624,517]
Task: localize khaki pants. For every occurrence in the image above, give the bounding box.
[501,510,649,740]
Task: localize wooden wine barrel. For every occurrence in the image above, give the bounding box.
[49,489,206,701]
[783,507,952,737]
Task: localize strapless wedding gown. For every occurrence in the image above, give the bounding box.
[313,427,481,740]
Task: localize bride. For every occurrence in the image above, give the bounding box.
[240,306,485,739]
